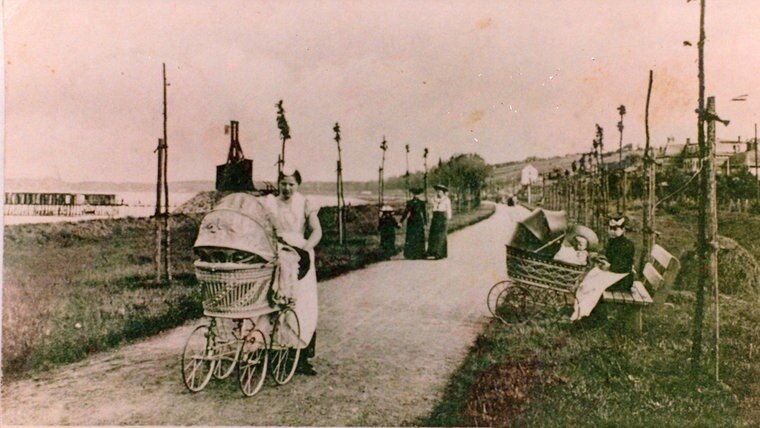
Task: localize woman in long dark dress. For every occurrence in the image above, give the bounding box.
[427,184,452,259]
[401,188,427,259]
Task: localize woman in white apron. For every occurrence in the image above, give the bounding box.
[266,169,322,375]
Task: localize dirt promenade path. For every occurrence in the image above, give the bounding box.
[2,204,528,426]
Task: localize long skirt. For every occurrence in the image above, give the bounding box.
[380,228,397,259]
[404,221,426,259]
[427,212,448,259]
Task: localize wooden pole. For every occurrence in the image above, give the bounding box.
[641,70,655,273]
[755,123,758,199]
[405,144,410,200]
[423,148,429,204]
[691,0,708,375]
[162,63,171,282]
[380,137,388,205]
[706,96,720,382]
[276,100,290,177]
[154,138,163,283]
[622,168,628,214]
[334,122,345,246]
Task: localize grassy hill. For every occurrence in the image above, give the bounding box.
[490,146,644,186]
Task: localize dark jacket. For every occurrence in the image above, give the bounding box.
[606,235,635,274]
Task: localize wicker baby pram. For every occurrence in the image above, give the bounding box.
[180,192,302,397]
[487,208,597,325]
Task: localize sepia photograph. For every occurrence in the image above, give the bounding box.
[2,1,759,426]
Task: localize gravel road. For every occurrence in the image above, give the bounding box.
[1,203,527,426]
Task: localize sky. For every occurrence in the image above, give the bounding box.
[4,0,760,184]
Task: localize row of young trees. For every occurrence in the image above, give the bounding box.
[383,153,492,210]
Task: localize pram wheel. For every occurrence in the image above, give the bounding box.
[213,319,241,380]
[493,284,535,325]
[269,308,301,385]
[487,280,511,319]
[238,329,269,397]
[181,325,216,392]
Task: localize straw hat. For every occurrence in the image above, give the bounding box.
[380,205,395,212]
[433,184,448,192]
[566,224,600,251]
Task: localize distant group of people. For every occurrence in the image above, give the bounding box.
[377,184,452,261]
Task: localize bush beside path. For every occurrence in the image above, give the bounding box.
[2,204,525,426]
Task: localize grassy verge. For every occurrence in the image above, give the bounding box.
[422,209,760,426]
[2,201,495,379]
[2,215,203,378]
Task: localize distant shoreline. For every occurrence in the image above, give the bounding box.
[3,191,374,226]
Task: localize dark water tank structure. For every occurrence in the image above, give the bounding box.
[216,120,255,192]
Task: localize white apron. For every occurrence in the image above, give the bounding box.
[265,193,319,348]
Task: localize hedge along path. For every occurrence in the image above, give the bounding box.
[1,204,528,426]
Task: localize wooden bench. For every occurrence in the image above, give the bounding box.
[601,244,681,332]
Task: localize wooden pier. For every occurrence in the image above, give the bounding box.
[4,192,122,217]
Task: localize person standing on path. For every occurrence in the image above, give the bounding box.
[427,184,452,259]
[401,187,427,259]
[378,205,400,260]
[265,168,322,375]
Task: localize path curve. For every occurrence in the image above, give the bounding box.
[2,204,528,426]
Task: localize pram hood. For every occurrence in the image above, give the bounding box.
[509,208,568,253]
[193,192,277,261]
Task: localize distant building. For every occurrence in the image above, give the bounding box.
[520,164,540,185]
[657,136,759,176]
[728,151,760,180]
[717,137,747,175]
[656,137,696,170]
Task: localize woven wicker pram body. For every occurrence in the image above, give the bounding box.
[506,245,587,292]
[193,193,282,318]
[195,261,279,318]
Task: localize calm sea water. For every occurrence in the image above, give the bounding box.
[3,191,370,225]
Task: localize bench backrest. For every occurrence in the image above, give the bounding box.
[642,262,664,290]
[647,244,681,305]
[650,244,680,288]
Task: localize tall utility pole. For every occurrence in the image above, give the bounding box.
[162,63,171,282]
[705,96,722,382]
[379,137,388,205]
[334,122,346,246]
[154,63,171,283]
[691,0,708,376]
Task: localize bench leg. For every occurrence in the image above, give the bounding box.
[622,306,642,334]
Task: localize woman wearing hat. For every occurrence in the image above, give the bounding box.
[378,205,400,260]
[427,184,452,259]
[400,187,427,259]
[570,215,635,321]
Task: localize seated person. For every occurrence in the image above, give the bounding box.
[570,215,635,321]
[553,235,589,266]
